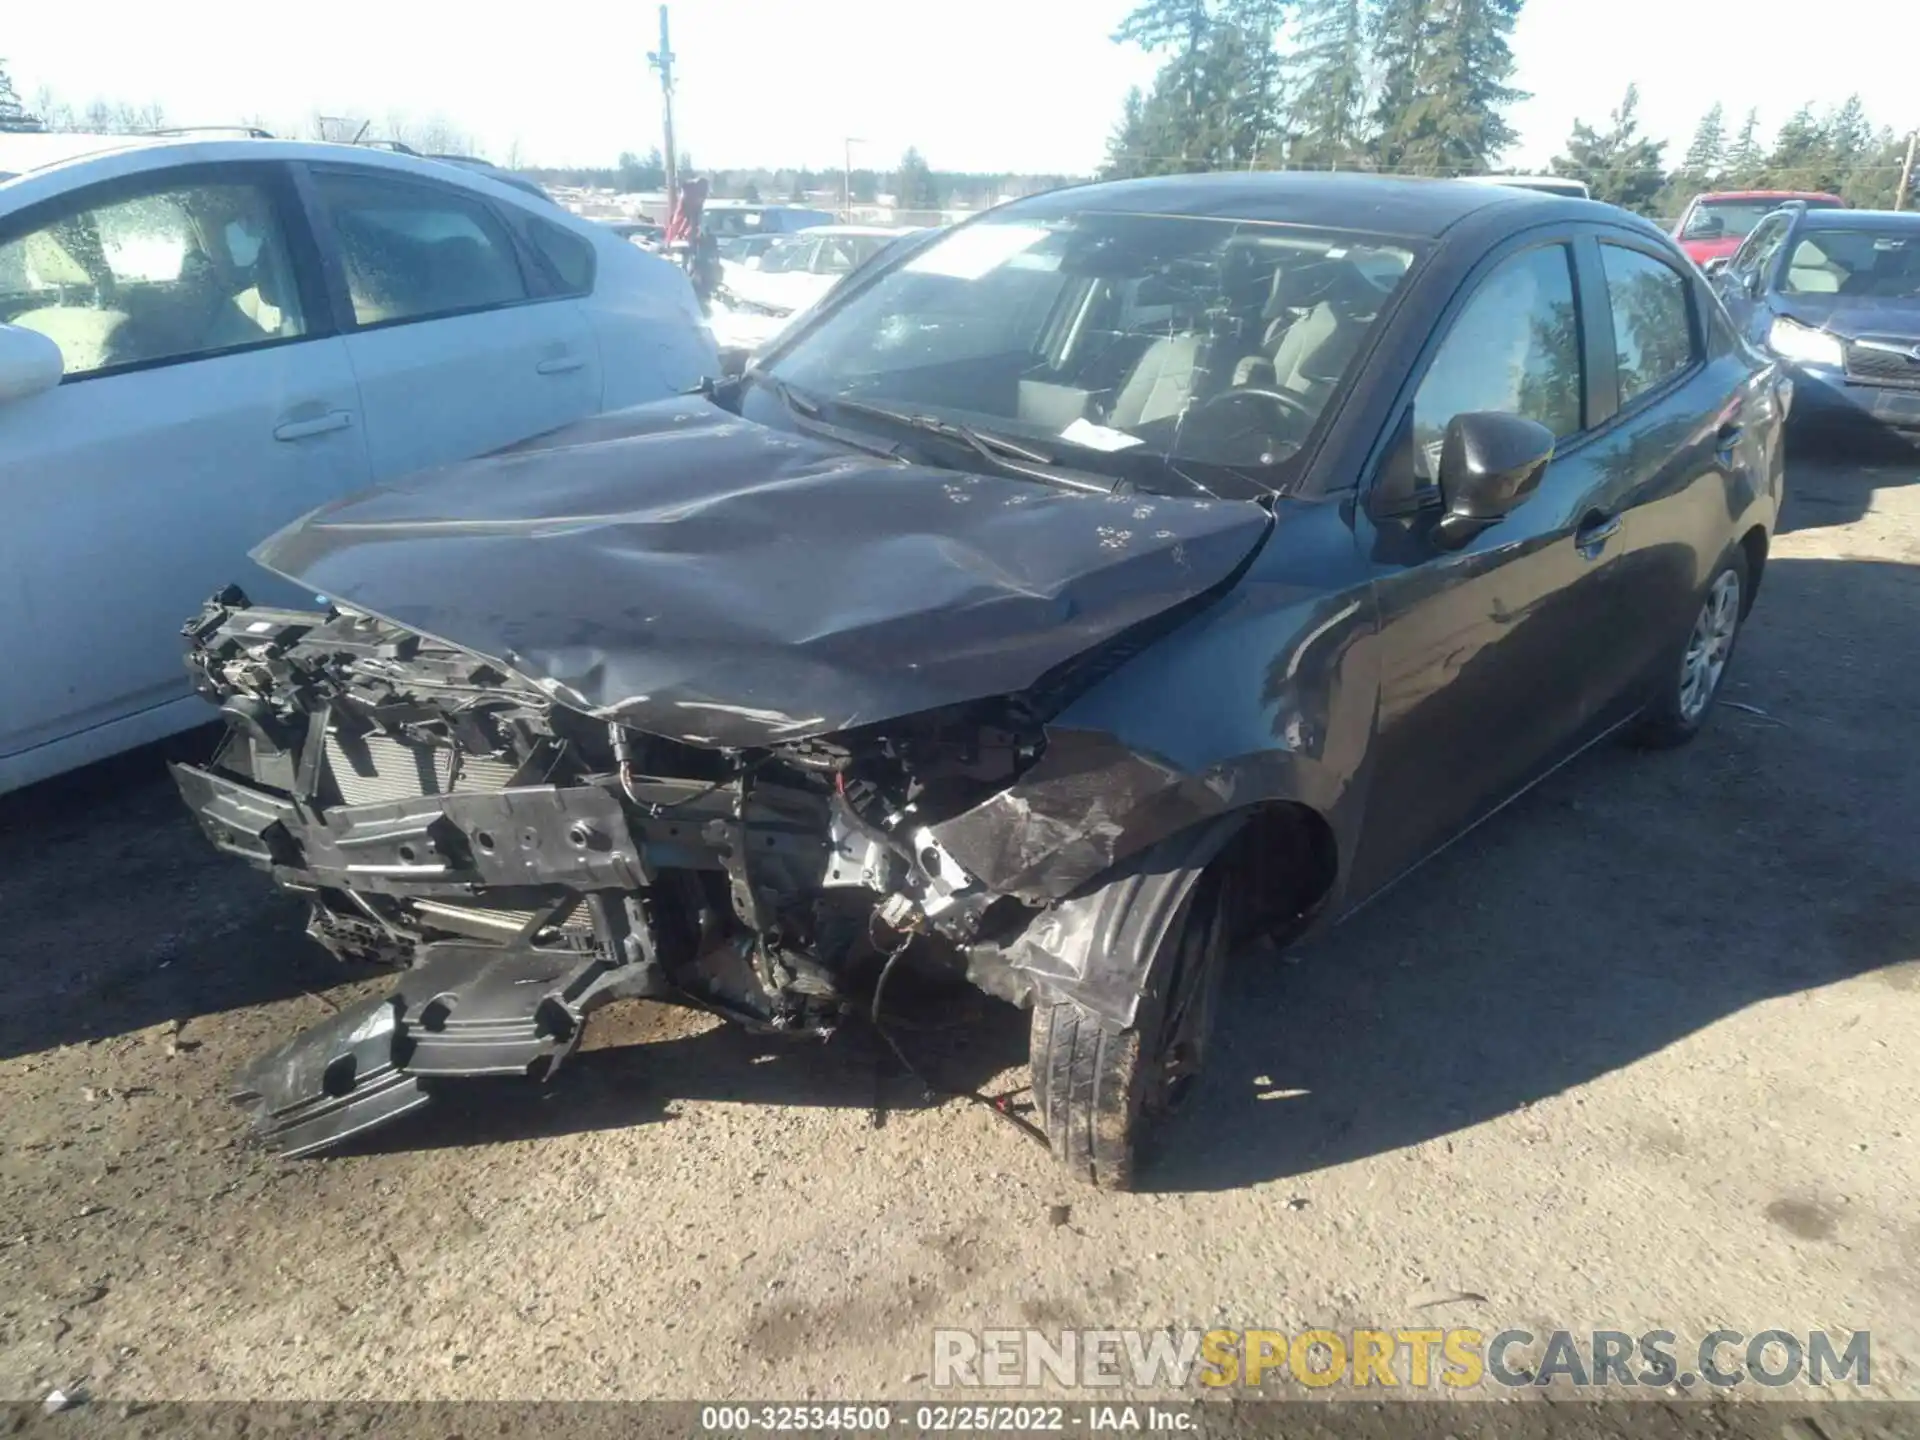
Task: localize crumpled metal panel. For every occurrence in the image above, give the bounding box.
[250,399,1272,749]
[1002,813,1247,1027]
[930,728,1229,904]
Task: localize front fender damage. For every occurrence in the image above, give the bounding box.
[930,728,1233,906]
[994,814,1248,1028]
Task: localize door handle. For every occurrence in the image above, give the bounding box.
[535,355,586,375]
[1574,510,1621,560]
[273,410,354,442]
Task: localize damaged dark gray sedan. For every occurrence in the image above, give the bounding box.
[172,173,1786,1188]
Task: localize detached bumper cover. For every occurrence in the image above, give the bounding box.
[232,943,645,1156]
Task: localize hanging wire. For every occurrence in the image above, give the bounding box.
[865,919,1051,1150]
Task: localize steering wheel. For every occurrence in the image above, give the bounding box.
[1186,385,1317,460]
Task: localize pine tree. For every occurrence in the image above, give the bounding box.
[1103,2,1288,176]
[1722,108,1764,185]
[1680,104,1725,185]
[895,147,941,209]
[1287,0,1368,168]
[1821,94,1873,194]
[1104,88,1153,178]
[1366,0,1428,170]
[1549,84,1668,215]
[1113,0,1214,52]
[0,60,44,133]
[1840,125,1908,209]
[1372,0,1526,175]
[1765,105,1826,189]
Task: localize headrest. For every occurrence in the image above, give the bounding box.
[1263,259,1351,318]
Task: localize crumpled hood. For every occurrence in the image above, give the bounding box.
[1775,293,1920,340]
[252,399,1272,748]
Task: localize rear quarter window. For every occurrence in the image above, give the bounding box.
[528,217,595,297]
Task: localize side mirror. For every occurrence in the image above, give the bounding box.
[1433,411,1556,549]
[745,255,764,270]
[0,324,63,405]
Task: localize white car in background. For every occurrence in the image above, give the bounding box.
[0,133,717,795]
[711,225,920,358]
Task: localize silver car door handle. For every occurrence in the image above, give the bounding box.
[273,410,354,442]
[535,355,586,375]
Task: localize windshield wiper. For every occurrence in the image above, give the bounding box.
[824,398,1057,464]
[747,374,910,461]
[813,397,1118,494]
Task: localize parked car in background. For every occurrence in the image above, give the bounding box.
[1464,174,1591,200]
[717,232,785,265]
[1711,205,1920,437]
[603,217,665,250]
[0,135,716,795]
[1673,190,1846,268]
[710,224,920,360]
[170,173,1782,1187]
[702,202,837,242]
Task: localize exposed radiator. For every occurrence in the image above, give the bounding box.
[325,730,522,806]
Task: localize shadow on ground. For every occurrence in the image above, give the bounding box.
[1149,553,1920,1190]
[1777,430,1920,533]
[0,727,343,1063]
[4,553,1916,1190]
[333,990,1039,1158]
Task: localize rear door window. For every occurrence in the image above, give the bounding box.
[312,169,528,327]
[1599,245,1698,405]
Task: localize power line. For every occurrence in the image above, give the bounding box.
[1103,157,1918,178]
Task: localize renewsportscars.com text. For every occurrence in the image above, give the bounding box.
[932,1327,1871,1391]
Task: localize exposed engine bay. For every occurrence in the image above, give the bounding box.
[165,398,1299,1168]
[175,591,1077,1155]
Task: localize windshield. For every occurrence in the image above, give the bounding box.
[757,211,1417,495]
[1683,199,1828,242]
[1782,228,1920,300]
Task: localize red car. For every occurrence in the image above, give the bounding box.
[1673,190,1847,266]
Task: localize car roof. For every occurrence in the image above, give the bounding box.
[0,135,561,214]
[1785,208,1920,233]
[999,171,1579,240]
[0,130,174,178]
[1696,189,1845,202]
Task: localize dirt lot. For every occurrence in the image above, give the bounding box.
[2,443,1917,1405]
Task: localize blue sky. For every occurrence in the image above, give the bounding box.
[8,0,1913,175]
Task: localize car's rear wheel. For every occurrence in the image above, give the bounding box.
[1632,550,1748,748]
[1028,871,1229,1191]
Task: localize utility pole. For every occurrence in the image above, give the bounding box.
[648,5,677,221]
[843,136,864,221]
[1897,130,1917,212]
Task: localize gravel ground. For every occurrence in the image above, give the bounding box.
[1,443,1917,1406]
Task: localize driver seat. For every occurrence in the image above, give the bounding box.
[1235,260,1374,397]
